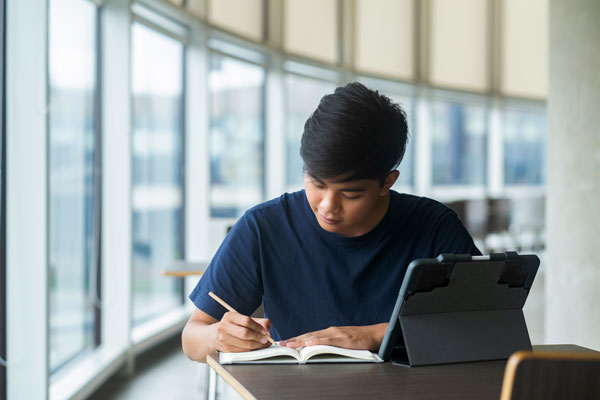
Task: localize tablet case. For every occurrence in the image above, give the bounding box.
[378,252,539,367]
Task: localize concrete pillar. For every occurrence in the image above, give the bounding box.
[546,0,600,350]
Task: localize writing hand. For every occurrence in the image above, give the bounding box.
[214,312,272,353]
[279,323,387,352]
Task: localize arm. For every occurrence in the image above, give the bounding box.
[184,212,270,362]
[182,308,272,363]
[279,323,388,352]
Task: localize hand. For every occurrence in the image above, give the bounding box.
[214,312,272,353]
[279,323,388,352]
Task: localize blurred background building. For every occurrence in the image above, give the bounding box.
[2,0,599,399]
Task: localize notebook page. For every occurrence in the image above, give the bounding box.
[219,343,301,364]
[299,345,383,362]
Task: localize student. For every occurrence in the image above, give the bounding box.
[182,82,480,362]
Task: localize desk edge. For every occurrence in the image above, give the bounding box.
[206,353,258,400]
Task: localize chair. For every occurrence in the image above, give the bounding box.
[500,350,600,400]
[445,198,512,253]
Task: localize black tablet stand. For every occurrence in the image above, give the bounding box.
[380,252,539,367]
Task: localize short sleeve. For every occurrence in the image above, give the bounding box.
[188,212,263,320]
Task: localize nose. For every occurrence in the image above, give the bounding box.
[319,190,341,216]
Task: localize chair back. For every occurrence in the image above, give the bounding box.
[500,350,600,400]
[445,198,511,240]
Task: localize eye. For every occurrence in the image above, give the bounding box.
[342,193,361,200]
[311,180,326,189]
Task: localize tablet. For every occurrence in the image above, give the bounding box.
[378,252,539,366]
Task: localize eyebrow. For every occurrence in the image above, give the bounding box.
[311,177,367,192]
[338,187,367,193]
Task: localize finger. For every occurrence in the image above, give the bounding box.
[221,331,271,351]
[283,327,340,348]
[224,312,269,335]
[253,317,271,331]
[304,329,359,349]
[283,328,325,344]
[305,336,332,346]
[279,337,295,347]
[228,322,271,344]
[217,321,268,349]
[281,334,312,348]
[253,319,274,343]
[219,318,270,345]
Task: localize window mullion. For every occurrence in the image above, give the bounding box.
[6,0,49,397]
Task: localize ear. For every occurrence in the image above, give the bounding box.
[379,170,399,195]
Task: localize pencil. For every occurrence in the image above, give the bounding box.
[208,291,275,344]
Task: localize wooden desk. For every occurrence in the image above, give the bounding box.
[206,345,597,400]
[162,260,209,277]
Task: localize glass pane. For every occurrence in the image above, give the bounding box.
[209,54,265,218]
[132,23,183,324]
[48,0,97,371]
[504,109,546,185]
[284,74,336,189]
[431,101,487,186]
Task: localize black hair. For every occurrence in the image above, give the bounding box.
[300,82,408,184]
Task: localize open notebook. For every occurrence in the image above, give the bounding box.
[219,343,383,364]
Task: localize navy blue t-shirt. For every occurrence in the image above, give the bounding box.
[189,190,480,341]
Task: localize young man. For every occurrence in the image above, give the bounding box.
[182,82,480,362]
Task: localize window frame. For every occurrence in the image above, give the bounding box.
[92,1,102,351]
[0,0,7,396]
[6,0,50,397]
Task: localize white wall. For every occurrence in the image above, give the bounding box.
[546,0,600,351]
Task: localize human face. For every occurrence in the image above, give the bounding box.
[304,171,399,237]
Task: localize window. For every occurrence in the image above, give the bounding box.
[284,74,336,189]
[48,0,99,371]
[131,23,184,324]
[504,109,546,185]
[431,101,487,186]
[209,54,266,217]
